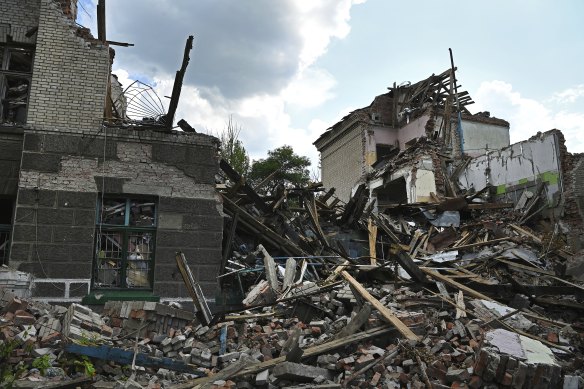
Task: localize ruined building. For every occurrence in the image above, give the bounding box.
[0,0,223,304]
[314,68,584,257]
[314,69,511,203]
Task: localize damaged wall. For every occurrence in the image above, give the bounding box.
[26,0,110,132]
[319,122,366,202]
[9,128,222,302]
[459,120,510,157]
[0,0,40,42]
[458,130,563,216]
[371,159,436,206]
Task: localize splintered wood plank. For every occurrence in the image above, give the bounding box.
[444,237,510,251]
[283,257,297,290]
[421,268,494,302]
[341,271,419,341]
[455,291,467,319]
[258,245,280,293]
[509,224,543,245]
[368,218,378,265]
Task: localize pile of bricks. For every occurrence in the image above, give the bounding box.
[61,303,113,342]
[1,275,584,388]
[102,300,194,339]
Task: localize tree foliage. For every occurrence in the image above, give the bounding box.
[249,145,311,193]
[219,116,250,176]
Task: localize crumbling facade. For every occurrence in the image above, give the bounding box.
[314,69,510,202]
[0,0,223,303]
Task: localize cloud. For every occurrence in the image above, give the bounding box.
[94,1,366,169]
[473,80,584,153]
[550,84,584,104]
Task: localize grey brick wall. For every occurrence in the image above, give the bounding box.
[12,189,96,283]
[11,128,222,300]
[320,123,366,202]
[0,0,40,44]
[26,0,110,132]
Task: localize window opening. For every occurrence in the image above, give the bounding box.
[0,44,34,125]
[93,197,156,289]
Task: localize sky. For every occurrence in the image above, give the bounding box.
[77,0,584,170]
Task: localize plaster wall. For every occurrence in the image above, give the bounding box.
[397,114,430,148]
[458,131,562,208]
[461,121,510,157]
[371,125,398,149]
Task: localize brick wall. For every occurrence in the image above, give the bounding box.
[320,123,366,202]
[10,128,222,300]
[26,0,110,132]
[0,0,40,44]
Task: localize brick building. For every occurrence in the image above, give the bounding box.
[313,69,510,202]
[0,0,223,304]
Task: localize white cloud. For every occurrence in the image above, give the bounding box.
[550,84,584,104]
[282,67,336,108]
[474,80,584,153]
[293,0,361,70]
[98,1,368,171]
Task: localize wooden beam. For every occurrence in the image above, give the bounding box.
[371,213,427,283]
[176,251,213,325]
[421,268,494,302]
[442,237,511,251]
[220,159,272,214]
[341,271,419,341]
[222,194,306,257]
[368,218,377,265]
[165,35,194,128]
[509,224,542,245]
[97,0,106,43]
[105,40,134,47]
[494,257,555,276]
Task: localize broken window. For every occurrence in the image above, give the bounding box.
[93,197,156,289]
[0,198,14,265]
[0,44,34,125]
[376,144,395,163]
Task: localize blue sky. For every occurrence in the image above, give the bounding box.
[78,0,584,168]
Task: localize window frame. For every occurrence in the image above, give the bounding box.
[92,196,157,290]
[0,43,35,126]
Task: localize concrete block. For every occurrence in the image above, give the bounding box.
[272,362,332,383]
[21,152,61,173]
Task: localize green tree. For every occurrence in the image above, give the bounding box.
[219,116,250,176]
[249,145,311,193]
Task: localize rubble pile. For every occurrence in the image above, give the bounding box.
[0,159,583,388]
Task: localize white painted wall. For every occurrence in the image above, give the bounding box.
[461,121,510,157]
[458,132,562,206]
[397,115,430,148]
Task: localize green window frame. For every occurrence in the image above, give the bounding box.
[93,197,157,290]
